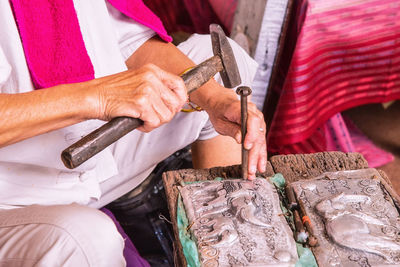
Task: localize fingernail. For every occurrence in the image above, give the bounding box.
[235,133,241,144]
[260,165,266,173]
[261,160,267,172]
[236,136,241,144]
[245,142,253,150]
[248,174,255,181]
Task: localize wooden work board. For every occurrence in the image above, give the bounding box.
[162,151,394,266]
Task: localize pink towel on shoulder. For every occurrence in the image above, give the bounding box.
[10,0,171,89]
[9,1,171,262]
[10,0,95,89]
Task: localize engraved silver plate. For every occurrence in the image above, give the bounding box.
[179,178,298,267]
[291,169,400,267]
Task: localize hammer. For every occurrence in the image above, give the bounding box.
[61,24,242,169]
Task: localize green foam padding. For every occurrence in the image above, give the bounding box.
[177,195,200,267]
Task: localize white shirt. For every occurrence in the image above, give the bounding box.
[0,0,256,209]
[0,0,155,208]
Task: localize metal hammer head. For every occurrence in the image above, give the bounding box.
[210,24,242,88]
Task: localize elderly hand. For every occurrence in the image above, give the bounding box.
[198,85,267,180]
[91,64,187,132]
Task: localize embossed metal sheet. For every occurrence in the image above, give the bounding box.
[291,169,400,267]
[179,178,298,267]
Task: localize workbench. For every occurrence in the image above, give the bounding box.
[162,151,394,266]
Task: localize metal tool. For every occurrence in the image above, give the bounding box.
[298,203,318,247]
[293,209,308,244]
[236,86,251,179]
[285,184,298,210]
[62,24,241,169]
[287,184,318,247]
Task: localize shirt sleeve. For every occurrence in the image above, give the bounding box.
[0,46,12,91]
[106,2,156,61]
[197,117,219,141]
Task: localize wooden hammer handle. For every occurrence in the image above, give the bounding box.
[61,56,223,169]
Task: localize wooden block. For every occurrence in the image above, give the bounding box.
[270,152,369,183]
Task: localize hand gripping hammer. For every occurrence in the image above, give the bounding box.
[61,24,242,169]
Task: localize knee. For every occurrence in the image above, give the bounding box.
[178,33,258,86]
[30,204,125,267]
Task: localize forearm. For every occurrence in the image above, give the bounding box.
[0,63,189,147]
[0,83,97,147]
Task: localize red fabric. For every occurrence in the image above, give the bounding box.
[142,0,193,33]
[341,116,394,167]
[272,113,395,167]
[268,0,400,148]
[143,0,237,34]
[207,0,237,32]
[108,0,172,42]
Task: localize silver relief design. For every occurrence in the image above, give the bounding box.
[291,168,400,266]
[298,190,312,208]
[325,180,339,195]
[179,178,298,267]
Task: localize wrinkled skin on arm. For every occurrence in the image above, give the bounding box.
[0,63,186,145]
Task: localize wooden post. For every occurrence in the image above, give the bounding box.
[230,0,268,56]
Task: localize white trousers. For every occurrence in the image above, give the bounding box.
[0,204,125,267]
[0,34,258,267]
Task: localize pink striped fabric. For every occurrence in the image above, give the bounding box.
[268,0,400,147]
[269,112,394,168]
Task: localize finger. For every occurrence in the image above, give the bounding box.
[247,143,260,180]
[141,71,184,114]
[223,102,242,125]
[163,76,188,106]
[244,109,267,178]
[152,95,174,124]
[146,64,188,106]
[138,103,172,132]
[137,88,171,131]
[257,141,268,173]
[214,119,241,143]
[244,111,265,150]
[248,137,267,180]
[154,80,183,114]
[221,104,242,144]
[234,130,241,144]
[248,104,265,125]
[137,109,161,132]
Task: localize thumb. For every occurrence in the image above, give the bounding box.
[234,130,242,144]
